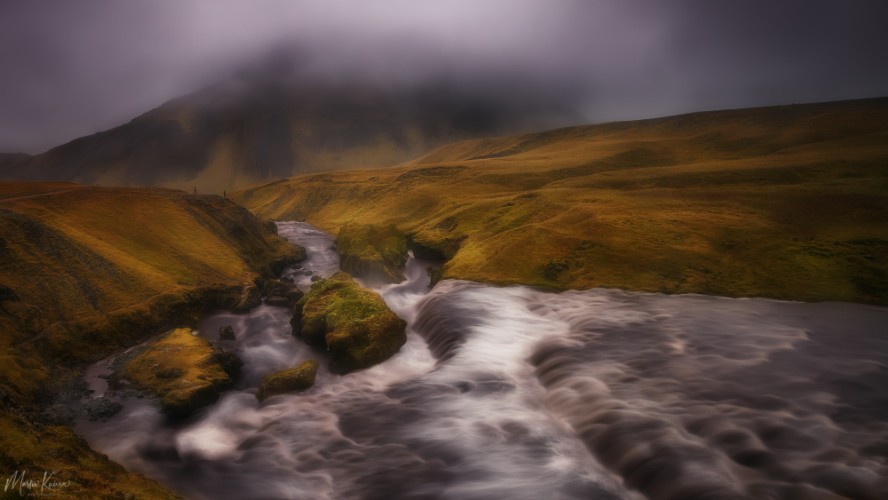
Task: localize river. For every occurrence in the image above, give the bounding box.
[75,221,888,500]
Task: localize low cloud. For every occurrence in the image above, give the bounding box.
[1,0,887,153]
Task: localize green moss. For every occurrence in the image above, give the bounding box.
[256,359,319,401]
[294,272,406,372]
[122,328,237,417]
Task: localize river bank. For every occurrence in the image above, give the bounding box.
[72,222,888,499]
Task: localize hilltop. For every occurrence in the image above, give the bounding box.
[0,182,300,497]
[235,97,888,305]
[0,74,575,193]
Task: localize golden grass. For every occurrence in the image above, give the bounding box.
[0,182,300,498]
[235,97,888,305]
[0,414,177,499]
[123,328,231,415]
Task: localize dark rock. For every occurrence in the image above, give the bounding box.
[219,324,236,340]
[290,300,305,339]
[232,284,261,312]
[265,295,292,307]
[408,236,454,261]
[42,404,77,425]
[83,397,123,422]
[256,360,319,401]
[262,220,279,235]
[544,258,570,280]
[264,279,305,307]
[212,350,244,379]
[263,278,288,296]
[0,284,19,302]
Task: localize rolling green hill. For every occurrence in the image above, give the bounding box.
[0,182,300,498]
[235,97,888,305]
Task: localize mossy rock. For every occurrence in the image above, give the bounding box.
[336,223,407,283]
[256,359,319,401]
[121,328,240,417]
[294,272,407,372]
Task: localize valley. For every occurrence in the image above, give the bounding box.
[1,97,887,499]
[234,97,888,304]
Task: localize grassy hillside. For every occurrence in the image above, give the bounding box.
[0,182,300,498]
[235,97,888,305]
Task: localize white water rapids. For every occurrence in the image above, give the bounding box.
[75,221,888,499]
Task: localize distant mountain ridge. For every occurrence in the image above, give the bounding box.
[0,74,576,192]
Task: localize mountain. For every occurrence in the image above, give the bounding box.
[0,75,576,192]
[0,152,30,169]
[234,97,888,305]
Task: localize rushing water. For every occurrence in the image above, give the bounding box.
[76,222,888,500]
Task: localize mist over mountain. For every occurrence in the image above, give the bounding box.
[1,51,584,192]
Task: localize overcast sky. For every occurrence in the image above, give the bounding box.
[2,0,887,153]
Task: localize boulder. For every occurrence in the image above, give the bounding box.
[212,350,244,379]
[264,279,305,307]
[232,284,261,312]
[82,397,123,422]
[256,360,319,401]
[293,272,407,372]
[262,220,279,235]
[219,324,236,340]
[121,328,240,418]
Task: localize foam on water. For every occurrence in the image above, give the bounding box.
[74,222,888,499]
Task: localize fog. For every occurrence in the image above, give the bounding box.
[2,0,887,153]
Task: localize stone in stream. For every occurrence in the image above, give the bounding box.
[256,359,319,401]
[219,324,236,340]
[232,284,261,312]
[291,272,407,373]
[82,397,123,422]
[119,328,242,418]
[263,278,304,307]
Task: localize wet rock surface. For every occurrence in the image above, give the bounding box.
[218,324,236,340]
[294,271,407,372]
[119,328,242,417]
[256,359,319,401]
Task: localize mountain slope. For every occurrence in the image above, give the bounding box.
[2,77,574,193]
[235,97,888,305]
[0,182,300,498]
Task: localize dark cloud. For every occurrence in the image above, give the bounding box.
[1,0,887,153]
